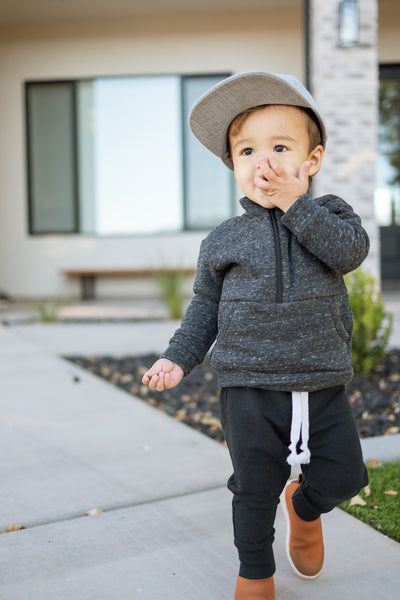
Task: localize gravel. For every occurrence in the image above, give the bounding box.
[67,350,400,444]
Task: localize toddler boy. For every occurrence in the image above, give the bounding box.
[142,72,369,600]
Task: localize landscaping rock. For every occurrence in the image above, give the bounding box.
[67,349,400,444]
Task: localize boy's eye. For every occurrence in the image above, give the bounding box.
[241,147,254,156]
[274,145,287,153]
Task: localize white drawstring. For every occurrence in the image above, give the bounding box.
[287,391,311,466]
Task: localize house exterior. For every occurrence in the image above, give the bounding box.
[0,0,399,300]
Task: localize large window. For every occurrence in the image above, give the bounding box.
[26,74,233,235]
[375,65,400,227]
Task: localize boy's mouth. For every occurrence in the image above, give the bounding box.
[256,174,269,183]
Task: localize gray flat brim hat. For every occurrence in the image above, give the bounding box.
[189,71,327,170]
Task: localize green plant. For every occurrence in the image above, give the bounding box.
[35,300,59,323]
[345,269,393,376]
[154,270,185,320]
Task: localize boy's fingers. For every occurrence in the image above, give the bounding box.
[299,161,311,181]
[162,371,180,390]
[143,360,164,379]
[142,360,182,389]
[156,372,166,392]
[152,378,164,391]
[142,373,157,385]
[142,372,157,383]
[144,369,157,378]
[142,372,153,384]
[267,157,281,175]
[144,372,162,389]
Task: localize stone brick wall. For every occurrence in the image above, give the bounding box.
[310,0,380,278]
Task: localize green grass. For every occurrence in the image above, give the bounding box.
[340,461,400,543]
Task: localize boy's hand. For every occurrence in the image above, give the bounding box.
[257,156,311,212]
[142,358,184,391]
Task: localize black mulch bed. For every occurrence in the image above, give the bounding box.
[67,350,400,445]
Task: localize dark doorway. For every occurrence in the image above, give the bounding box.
[377,65,400,287]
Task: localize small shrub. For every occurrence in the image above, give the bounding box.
[345,269,393,376]
[36,300,59,323]
[154,270,185,320]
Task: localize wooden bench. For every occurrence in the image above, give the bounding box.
[61,267,196,300]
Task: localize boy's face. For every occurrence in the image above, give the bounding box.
[229,105,323,209]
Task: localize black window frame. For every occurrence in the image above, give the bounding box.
[25,80,81,235]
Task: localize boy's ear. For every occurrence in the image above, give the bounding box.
[307,145,324,176]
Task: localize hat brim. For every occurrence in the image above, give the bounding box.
[189,71,327,170]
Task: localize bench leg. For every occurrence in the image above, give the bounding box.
[80,276,95,300]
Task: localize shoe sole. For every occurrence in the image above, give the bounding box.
[280,479,321,580]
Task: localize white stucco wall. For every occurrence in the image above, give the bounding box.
[0,9,303,299]
[1,2,399,299]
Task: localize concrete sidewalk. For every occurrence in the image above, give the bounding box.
[1,322,400,599]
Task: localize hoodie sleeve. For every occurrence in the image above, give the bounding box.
[281,193,370,274]
[161,237,223,375]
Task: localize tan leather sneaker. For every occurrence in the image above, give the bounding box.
[234,575,275,600]
[281,476,324,579]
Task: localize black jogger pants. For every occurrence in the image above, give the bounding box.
[219,385,368,579]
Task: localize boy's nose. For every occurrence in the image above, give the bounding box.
[257,156,269,169]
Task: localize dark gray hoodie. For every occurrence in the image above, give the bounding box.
[162,192,369,392]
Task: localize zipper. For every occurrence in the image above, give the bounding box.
[270,210,283,303]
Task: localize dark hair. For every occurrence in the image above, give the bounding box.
[228,104,323,154]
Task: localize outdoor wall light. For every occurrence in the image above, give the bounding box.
[338,0,359,47]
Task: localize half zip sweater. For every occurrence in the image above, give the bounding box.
[162,193,370,393]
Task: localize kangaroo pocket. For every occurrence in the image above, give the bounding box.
[212,298,351,374]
